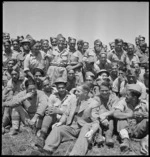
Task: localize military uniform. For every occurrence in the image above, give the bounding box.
[46,46,69,84]
[4,90,48,131]
[24,51,47,75]
[113,84,148,151]
[43,97,99,155]
[41,91,77,135]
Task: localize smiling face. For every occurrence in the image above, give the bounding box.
[56,83,66,96]
[100,85,110,99]
[42,40,49,51]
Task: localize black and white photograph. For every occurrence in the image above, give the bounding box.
[2,1,149,156]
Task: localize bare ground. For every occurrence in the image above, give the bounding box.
[2,125,146,156]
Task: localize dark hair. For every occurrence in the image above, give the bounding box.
[129,90,141,99]
[115,38,123,45]
[3,40,11,45]
[118,66,127,72]
[25,79,36,88]
[140,42,147,48]
[81,83,91,93]
[12,39,19,44]
[99,80,111,89]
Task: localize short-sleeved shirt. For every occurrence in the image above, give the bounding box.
[95,59,112,73]
[50,47,69,64]
[83,48,105,62]
[108,49,127,64]
[92,93,119,118]
[120,80,147,100]
[3,50,19,68]
[24,51,46,73]
[113,97,148,114]
[125,54,140,68]
[8,90,48,116]
[16,51,29,69]
[68,49,83,63]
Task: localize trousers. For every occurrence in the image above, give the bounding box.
[44,123,92,155]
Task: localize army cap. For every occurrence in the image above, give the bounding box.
[54,77,67,85]
[127,84,142,94]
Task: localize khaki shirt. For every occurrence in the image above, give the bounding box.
[108,49,127,65]
[24,51,46,73]
[3,50,19,68]
[48,92,77,119]
[5,90,48,116]
[50,47,69,64]
[125,53,140,68]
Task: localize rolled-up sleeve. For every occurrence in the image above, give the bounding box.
[36,91,49,116]
[24,54,30,72]
[4,91,26,108]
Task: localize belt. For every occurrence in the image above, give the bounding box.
[50,63,67,67]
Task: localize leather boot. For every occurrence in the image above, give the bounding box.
[105,130,114,147]
[120,138,130,152]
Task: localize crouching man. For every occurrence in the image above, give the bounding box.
[113,84,148,152]
[3,79,48,135]
[36,78,77,146]
[93,80,119,147]
[31,83,100,156]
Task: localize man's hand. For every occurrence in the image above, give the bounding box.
[85,130,94,141]
[24,92,34,100]
[28,115,38,127]
[99,113,108,122]
[52,122,62,129]
[140,135,148,155]
[48,106,59,115]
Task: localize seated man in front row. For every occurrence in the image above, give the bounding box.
[31,83,100,156]
[98,84,148,153]
[3,79,48,135]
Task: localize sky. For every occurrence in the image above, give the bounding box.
[3,2,149,48]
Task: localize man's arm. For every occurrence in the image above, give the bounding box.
[3,91,32,108]
[113,109,133,120]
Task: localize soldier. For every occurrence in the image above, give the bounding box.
[3,40,19,69]
[31,83,100,156]
[93,81,119,147]
[119,69,147,100]
[11,39,22,53]
[95,52,112,73]
[50,37,58,50]
[2,69,25,134]
[47,36,69,85]
[125,43,140,69]
[3,79,48,135]
[108,39,127,67]
[36,78,77,147]
[24,40,47,80]
[112,66,127,97]
[113,84,148,152]
[66,69,77,92]
[109,63,118,81]
[67,38,84,85]
[83,39,105,62]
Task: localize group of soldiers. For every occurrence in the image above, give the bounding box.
[2,32,149,155]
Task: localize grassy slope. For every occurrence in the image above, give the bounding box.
[2,126,144,156]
